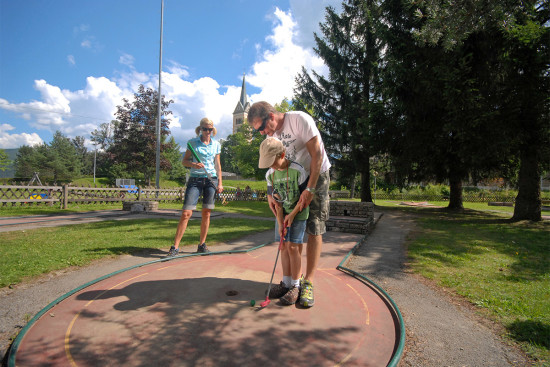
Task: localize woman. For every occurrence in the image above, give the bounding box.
[167,118,223,256]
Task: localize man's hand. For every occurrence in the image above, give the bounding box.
[297,189,314,212]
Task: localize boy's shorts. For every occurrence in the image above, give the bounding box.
[306,170,330,236]
[275,219,307,244]
[182,177,218,210]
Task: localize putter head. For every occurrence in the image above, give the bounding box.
[260,297,271,308]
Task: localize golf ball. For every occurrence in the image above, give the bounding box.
[250,300,256,307]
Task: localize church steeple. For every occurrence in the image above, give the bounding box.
[239,73,247,108]
[232,73,250,134]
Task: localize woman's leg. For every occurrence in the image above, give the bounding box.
[199,208,211,244]
[174,210,193,249]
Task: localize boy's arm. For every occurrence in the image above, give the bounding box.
[275,203,285,237]
[283,204,302,228]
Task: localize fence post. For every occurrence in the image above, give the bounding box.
[138,186,142,201]
[63,184,68,209]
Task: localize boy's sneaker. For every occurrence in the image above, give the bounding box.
[281,285,300,305]
[197,243,210,253]
[267,281,289,299]
[299,279,315,307]
[166,246,179,257]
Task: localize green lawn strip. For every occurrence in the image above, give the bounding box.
[0,217,273,288]
[408,212,550,362]
[375,200,550,217]
[0,200,273,218]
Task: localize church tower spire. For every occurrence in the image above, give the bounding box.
[232,73,250,134]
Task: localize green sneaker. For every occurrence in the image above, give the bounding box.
[299,279,315,307]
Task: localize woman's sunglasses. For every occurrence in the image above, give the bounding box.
[201,127,214,132]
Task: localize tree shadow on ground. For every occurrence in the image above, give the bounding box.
[507,319,550,349]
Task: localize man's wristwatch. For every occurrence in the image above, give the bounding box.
[306,187,316,194]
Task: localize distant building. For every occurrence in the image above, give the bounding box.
[232,73,250,134]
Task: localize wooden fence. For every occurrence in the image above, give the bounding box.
[330,190,517,203]
[0,185,268,209]
[0,185,519,209]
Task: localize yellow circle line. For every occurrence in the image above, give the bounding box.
[64,273,149,366]
[318,269,371,367]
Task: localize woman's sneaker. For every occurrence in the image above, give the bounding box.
[281,285,300,305]
[197,243,210,253]
[267,281,289,299]
[166,246,179,257]
[299,279,315,307]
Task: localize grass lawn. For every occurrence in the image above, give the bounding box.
[1,196,548,363]
[388,206,550,365]
[0,217,273,288]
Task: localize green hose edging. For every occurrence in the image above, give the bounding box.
[8,213,405,367]
[6,242,269,367]
[335,213,406,367]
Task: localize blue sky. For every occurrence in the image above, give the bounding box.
[0,0,341,150]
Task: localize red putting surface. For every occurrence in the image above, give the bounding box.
[13,232,400,366]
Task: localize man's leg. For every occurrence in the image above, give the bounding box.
[304,234,322,281]
[300,170,330,307]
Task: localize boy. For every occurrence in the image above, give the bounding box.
[259,137,309,305]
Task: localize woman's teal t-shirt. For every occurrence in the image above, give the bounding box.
[187,137,221,178]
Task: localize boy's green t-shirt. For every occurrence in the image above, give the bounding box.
[265,161,309,221]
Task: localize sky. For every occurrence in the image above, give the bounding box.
[0,0,342,151]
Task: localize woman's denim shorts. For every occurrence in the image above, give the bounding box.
[274,219,307,244]
[183,177,217,210]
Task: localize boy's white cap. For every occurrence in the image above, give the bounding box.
[258,137,284,168]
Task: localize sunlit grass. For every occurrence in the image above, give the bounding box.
[0,217,273,288]
[406,210,550,364]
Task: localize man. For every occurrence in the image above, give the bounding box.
[248,101,331,307]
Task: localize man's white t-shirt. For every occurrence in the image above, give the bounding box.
[274,111,331,175]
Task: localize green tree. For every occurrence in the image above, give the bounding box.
[14,131,82,183]
[0,149,11,172]
[409,0,550,219]
[295,0,384,202]
[14,145,36,179]
[163,136,187,183]
[220,123,264,180]
[90,121,116,151]
[109,84,174,186]
[49,131,82,182]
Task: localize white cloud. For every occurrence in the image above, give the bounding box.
[0,124,43,148]
[67,55,76,65]
[0,5,333,150]
[119,52,135,67]
[165,60,190,79]
[73,24,90,35]
[246,8,328,104]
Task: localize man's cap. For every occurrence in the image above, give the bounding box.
[258,137,284,168]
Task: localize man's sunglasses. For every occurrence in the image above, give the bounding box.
[255,116,269,132]
[201,127,214,132]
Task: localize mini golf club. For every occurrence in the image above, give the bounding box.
[260,237,284,308]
